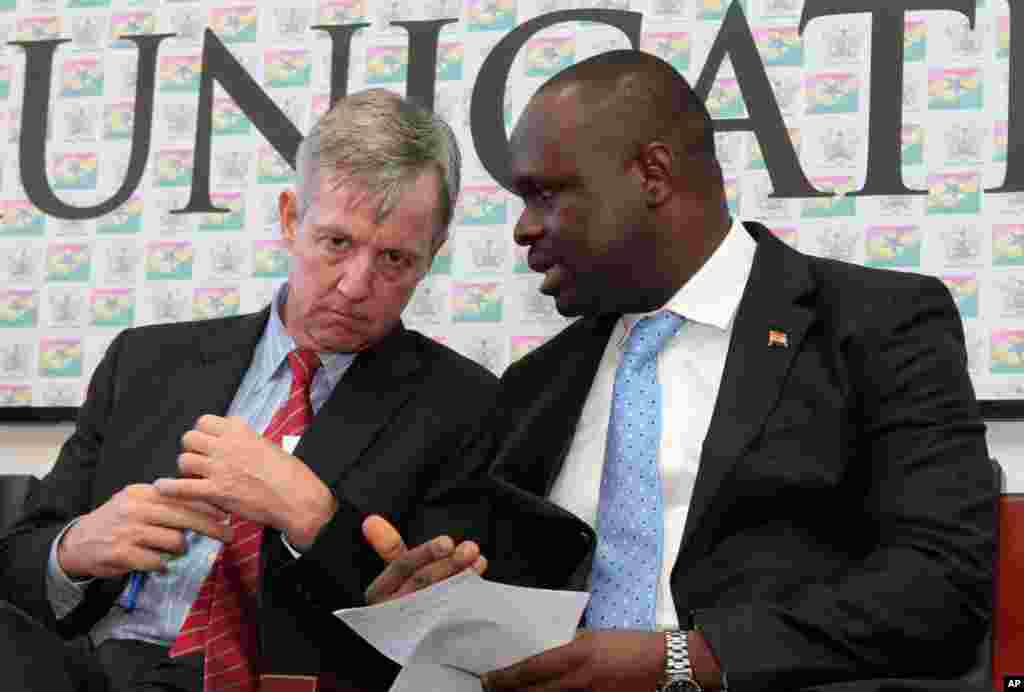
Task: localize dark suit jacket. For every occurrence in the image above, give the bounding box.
[0,306,499,691]
[481,221,996,692]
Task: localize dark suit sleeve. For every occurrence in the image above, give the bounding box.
[283,426,495,609]
[695,277,996,690]
[0,332,127,634]
[253,424,497,692]
[272,369,498,611]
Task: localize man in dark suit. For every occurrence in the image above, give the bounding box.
[0,88,494,692]
[373,51,996,691]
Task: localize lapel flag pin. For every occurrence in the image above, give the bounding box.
[768,329,788,347]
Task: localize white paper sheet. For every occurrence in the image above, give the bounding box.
[388,662,482,692]
[333,570,590,691]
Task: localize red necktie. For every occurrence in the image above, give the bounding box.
[170,348,322,692]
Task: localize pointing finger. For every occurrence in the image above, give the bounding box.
[362,515,406,562]
[364,534,454,605]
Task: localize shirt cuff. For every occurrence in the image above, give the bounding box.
[47,518,95,620]
[280,532,304,559]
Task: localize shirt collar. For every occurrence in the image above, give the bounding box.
[618,217,757,346]
[252,281,356,392]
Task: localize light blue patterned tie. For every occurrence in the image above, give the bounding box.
[587,310,685,630]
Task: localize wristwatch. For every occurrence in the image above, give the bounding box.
[657,630,703,691]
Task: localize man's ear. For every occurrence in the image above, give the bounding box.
[640,143,674,207]
[429,229,449,260]
[279,189,299,245]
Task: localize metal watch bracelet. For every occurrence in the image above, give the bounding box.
[658,630,703,692]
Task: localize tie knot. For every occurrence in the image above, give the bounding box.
[623,311,685,361]
[287,348,321,390]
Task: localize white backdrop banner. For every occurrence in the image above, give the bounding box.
[0,0,1021,409]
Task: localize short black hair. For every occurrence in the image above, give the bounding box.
[537,49,717,171]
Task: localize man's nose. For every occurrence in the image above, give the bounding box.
[513,208,544,246]
[336,251,374,301]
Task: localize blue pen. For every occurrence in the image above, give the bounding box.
[120,548,185,611]
[119,571,146,612]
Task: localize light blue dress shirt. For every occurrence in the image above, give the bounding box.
[46,281,357,648]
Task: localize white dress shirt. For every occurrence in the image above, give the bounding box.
[547,218,757,630]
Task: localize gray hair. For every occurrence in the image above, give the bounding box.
[294,88,461,247]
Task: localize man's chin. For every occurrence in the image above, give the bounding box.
[553,287,646,318]
[311,325,372,353]
[553,299,582,317]
[552,289,597,318]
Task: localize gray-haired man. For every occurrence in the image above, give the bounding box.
[0,89,496,692]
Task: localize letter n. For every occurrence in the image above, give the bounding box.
[176,29,302,214]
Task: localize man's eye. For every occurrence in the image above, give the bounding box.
[326,237,351,250]
[382,250,407,266]
[533,188,555,204]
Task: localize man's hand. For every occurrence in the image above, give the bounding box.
[57,483,233,579]
[153,414,337,550]
[362,515,487,605]
[481,630,666,692]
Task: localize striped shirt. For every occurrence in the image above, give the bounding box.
[46,281,357,647]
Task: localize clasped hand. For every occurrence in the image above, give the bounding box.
[157,414,336,549]
[58,414,334,579]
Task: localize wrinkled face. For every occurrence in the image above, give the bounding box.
[279,168,443,352]
[509,90,659,317]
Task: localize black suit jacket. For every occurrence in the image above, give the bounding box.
[0,306,499,690]
[481,221,996,691]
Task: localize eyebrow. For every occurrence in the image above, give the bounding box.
[509,175,530,195]
[508,156,541,191]
[511,171,579,194]
[313,225,351,236]
[314,225,426,261]
[510,173,553,193]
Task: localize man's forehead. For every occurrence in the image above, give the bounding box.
[306,174,428,222]
[511,91,585,171]
[321,173,377,208]
[520,86,585,131]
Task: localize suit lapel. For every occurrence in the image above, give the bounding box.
[291,322,421,493]
[678,222,817,557]
[257,323,420,674]
[539,314,618,497]
[492,314,617,499]
[188,312,420,494]
[485,315,614,593]
[65,308,269,641]
[136,307,271,484]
